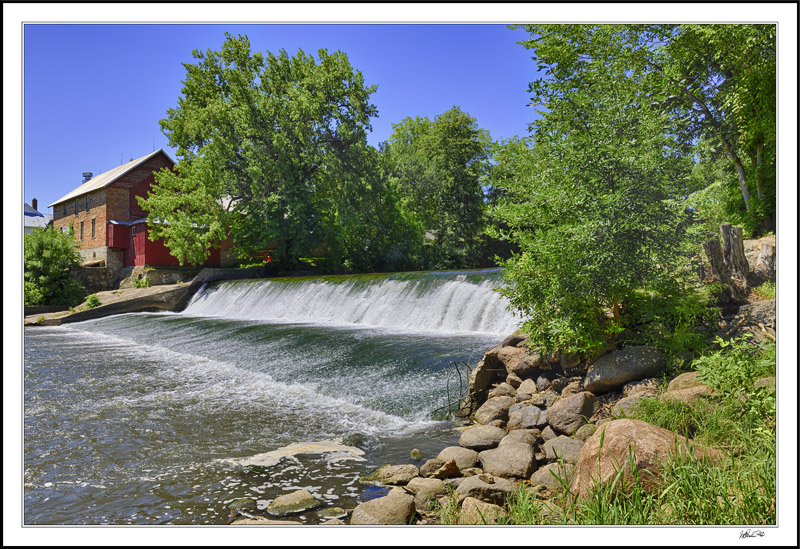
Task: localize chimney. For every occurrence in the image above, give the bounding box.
[82,172,93,183]
[32,198,38,211]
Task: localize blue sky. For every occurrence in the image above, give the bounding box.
[23,23,538,211]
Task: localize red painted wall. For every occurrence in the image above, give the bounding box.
[124,223,219,267]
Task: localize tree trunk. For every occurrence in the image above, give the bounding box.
[733,159,750,210]
[719,223,751,287]
[702,238,749,309]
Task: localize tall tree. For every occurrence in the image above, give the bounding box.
[383,106,492,268]
[139,33,379,267]
[493,25,694,354]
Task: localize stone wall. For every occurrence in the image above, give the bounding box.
[69,265,118,294]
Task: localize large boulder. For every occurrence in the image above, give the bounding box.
[474,396,515,425]
[454,474,518,505]
[570,419,725,500]
[667,371,702,392]
[516,378,539,402]
[406,477,446,511]
[458,497,508,525]
[583,347,664,394]
[546,391,598,435]
[459,425,506,451]
[266,489,320,516]
[437,446,479,470]
[661,385,714,404]
[530,462,575,492]
[499,429,539,448]
[468,349,504,404]
[371,464,419,485]
[497,346,545,378]
[350,488,416,525]
[478,443,537,479]
[543,436,585,464]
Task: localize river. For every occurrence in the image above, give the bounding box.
[23,269,520,524]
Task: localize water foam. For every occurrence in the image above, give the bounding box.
[182,270,521,336]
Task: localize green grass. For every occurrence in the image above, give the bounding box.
[752,282,776,299]
[132,275,151,288]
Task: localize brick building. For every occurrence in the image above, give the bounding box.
[49,150,234,269]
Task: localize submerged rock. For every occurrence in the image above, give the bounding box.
[267,489,320,516]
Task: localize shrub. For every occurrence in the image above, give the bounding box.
[133,275,151,288]
[24,227,86,306]
[85,294,101,309]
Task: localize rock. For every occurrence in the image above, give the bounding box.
[584,346,664,394]
[468,353,503,405]
[506,402,527,429]
[406,478,446,511]
[227,498,257,513]
[623,378,662,397]
[487,419,507,429]
[595,418,613,427]
[461,467,483,477]
[549,377,570,394]
[320,518,346,525]
[541,426,557,442]
[266,489,320,516]
[531,392,558,409]
[574,424,597,441]
[667,371,702,392]
[498,346,544,378]
[611,393,652,418]
[520,406,548,429]
[570,419,725,500]
[530,462,575,492]
[561,379,584,397]
[488,382,517,399]
[459,425,506,451]
[516,378,539,402]
[454,474,518,506]
[560,352,582,370]
[543,436,585,464]
[444,477,468,490]
[506,372,523,389]
[536,375,552,392]
[547,391,598,435]
[437,446,480,469]
[499,429,540,448]
[458,497,508,525]
[420,458,445,477]
[231,516,298,525]
[430,459,462,479]
[318,507,348,520]
[502,330,528,348]
[478,442,537,478]
[409,448,425,461]
[751,243,776,284]
[661,385,714,404]
[753,376,776,394]
[474,396,515,425]
[350,490,416,525]
[371,464,420,485]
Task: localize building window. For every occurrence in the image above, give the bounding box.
[86,196,90,211]
[75,200,79,216]
[64,204,68,217]
[91,219,95,238]
[80,221,84,240]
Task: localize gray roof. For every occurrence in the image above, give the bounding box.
[48,149,173,208]
[24,203,52,229]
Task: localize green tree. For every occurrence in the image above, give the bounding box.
[24,227,86,306]
[383,106,492,268]
[492,25,694,354]
[139,33,380,268]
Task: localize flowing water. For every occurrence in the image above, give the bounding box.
[23,269,520,524]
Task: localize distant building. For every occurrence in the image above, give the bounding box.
[48,150,234,269]
[24,198,52,234]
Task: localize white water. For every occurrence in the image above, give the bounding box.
[183,270,521,336]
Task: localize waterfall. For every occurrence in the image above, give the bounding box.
[182,269,521,336]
